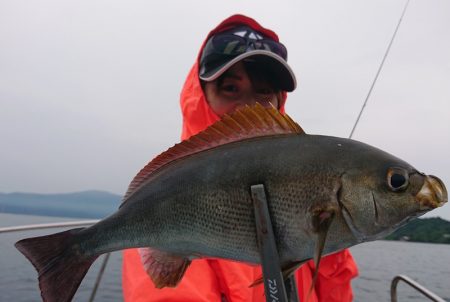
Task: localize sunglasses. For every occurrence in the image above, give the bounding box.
[202,27,288,62]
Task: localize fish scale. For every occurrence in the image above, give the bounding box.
[83,136,397,258]
[92,136,408,259]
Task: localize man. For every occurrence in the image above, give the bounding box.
[123,14,358,302]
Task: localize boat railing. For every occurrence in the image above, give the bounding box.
[2,221,447,302]
[0,220,99,234]
[0,220,110,302]
[391,274,446,302]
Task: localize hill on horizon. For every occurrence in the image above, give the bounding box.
[0,190,121,219]
[386,217,450,244]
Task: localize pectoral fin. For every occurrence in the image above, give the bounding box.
[138,247,191,288]
[307,208,336,298]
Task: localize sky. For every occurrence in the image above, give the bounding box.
[0,0,449,219]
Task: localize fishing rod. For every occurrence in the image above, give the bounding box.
[349,0,410,139]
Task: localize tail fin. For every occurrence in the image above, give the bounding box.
[15,228,98,302]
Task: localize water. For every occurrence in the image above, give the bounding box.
[350,240,450,302]
[0,213,123,302]
[1,213,449,301]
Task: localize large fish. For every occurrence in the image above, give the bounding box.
[16,104,447,302]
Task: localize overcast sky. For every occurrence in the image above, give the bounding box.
[1,0,449,219]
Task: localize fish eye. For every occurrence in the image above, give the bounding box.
[387,167,409,192]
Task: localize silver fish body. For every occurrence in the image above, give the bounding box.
[77,134,446,265]
[15,105,447,302]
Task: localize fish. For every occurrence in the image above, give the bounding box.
[15,103,447,302]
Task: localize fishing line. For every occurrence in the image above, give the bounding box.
[348,0,410,139]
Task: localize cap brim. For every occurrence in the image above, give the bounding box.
[199,50,297,92]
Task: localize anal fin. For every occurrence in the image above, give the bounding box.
[139,247,191,289]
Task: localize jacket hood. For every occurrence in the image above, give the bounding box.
[180,14,287,140]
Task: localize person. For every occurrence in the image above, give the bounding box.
[122,14,358,302]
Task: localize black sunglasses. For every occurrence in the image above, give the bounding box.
[201,26,288,62]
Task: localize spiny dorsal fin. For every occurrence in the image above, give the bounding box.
[121,103,304,203]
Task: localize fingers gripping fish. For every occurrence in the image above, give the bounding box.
[15,104,447,302]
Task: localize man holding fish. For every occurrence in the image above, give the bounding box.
[122,14,359,302]
[16,14,447,302]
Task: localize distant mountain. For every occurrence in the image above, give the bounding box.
[385,217,450,244]
[0,190,122,219]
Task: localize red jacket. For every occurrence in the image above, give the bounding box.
[123,14,358,302]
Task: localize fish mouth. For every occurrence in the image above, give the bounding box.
[338,175,448,243]
[415,175,448,210]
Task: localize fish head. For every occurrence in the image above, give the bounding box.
[338,162,447,242]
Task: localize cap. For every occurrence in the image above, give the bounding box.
[199,26,297,92]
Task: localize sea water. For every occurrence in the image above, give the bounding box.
[1,213,449,301]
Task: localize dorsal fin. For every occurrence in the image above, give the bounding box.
[121,103,304,204]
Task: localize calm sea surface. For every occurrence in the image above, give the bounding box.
[1,213,449,302]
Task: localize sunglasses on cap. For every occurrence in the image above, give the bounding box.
[201,26,288,63]
[199,25,296,92]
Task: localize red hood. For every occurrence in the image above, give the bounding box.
[180,14,287,140]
